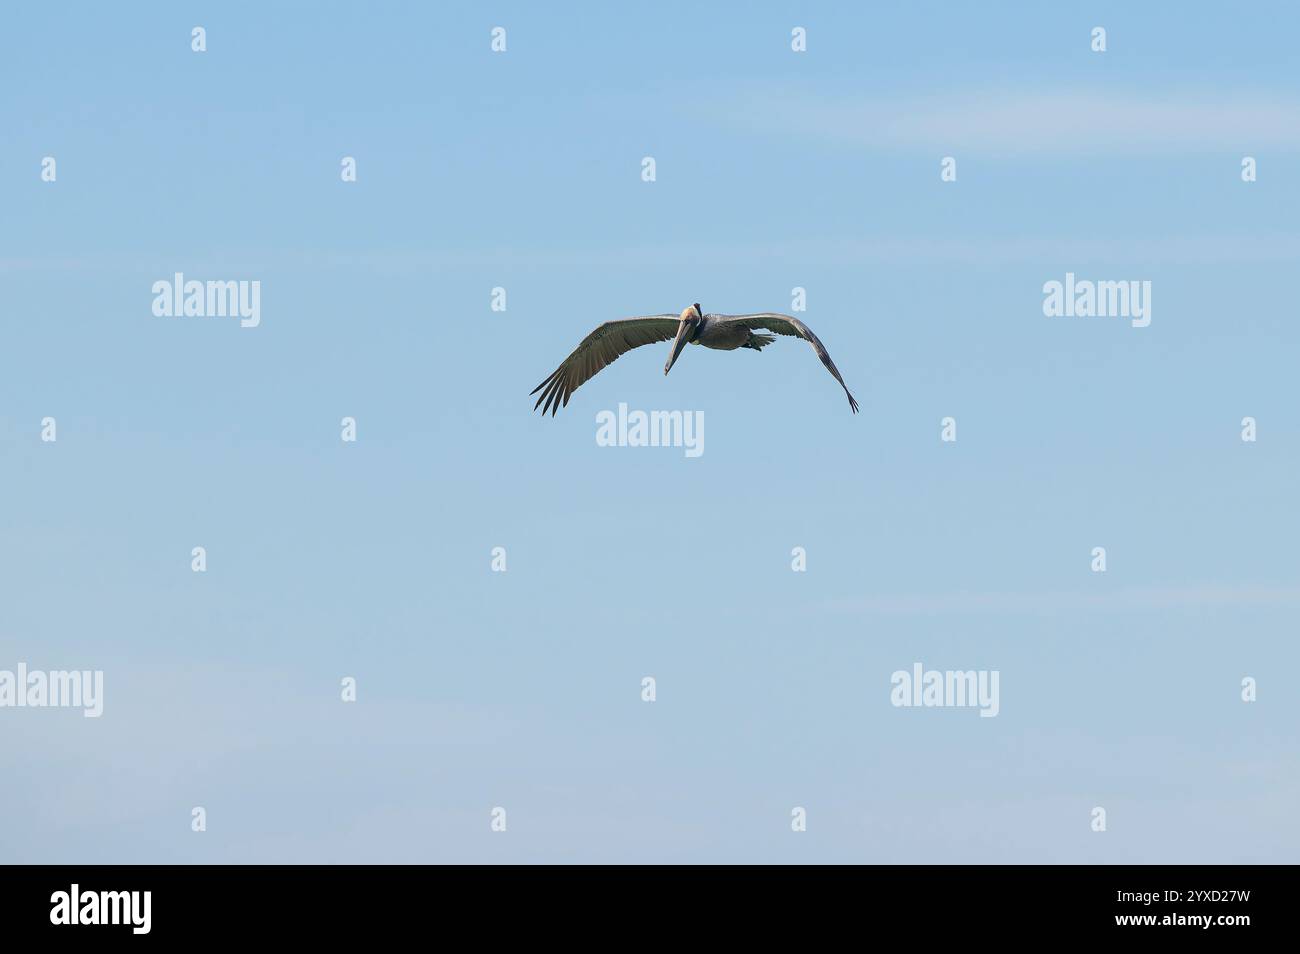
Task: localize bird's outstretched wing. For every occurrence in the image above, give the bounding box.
[711,313,859,413]
[531,315,681,415]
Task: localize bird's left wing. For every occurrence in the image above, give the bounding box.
[531,315,681,415]
[711,313,859,413]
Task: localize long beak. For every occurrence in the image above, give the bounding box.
[664,320,692,375]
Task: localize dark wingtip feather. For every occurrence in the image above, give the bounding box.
[532,369,562,413]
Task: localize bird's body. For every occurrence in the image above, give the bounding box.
[531,304,859,415]
[691,318,766,351]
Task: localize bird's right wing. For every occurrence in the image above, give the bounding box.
[531,315,681,415]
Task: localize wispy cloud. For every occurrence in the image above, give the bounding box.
[825,584,1300,616]
[6,232,1300,275]
[713,88,1300,157]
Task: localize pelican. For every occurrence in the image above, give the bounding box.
[531,304,859,414]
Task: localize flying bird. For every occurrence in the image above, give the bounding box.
[531,304,859,415]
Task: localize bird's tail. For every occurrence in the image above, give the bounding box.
[743,333,776,351]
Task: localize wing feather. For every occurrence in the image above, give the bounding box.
[710,313,859,412]
[531,315,681,415]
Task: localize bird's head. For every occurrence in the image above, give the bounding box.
[666,303,703,375]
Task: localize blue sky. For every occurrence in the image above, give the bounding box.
[2,2,1297,862]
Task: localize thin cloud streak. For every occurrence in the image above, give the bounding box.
[825,584,1300,616]
[712,89,1300,157]
[6,233,1300,275]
